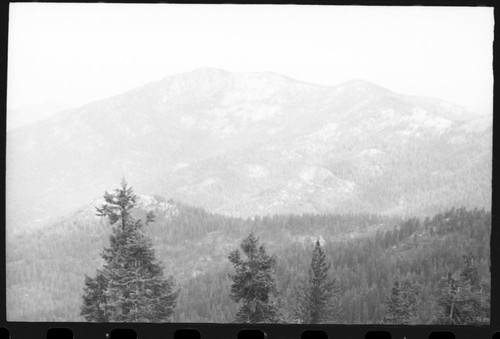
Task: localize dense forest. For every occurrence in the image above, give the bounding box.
[6,195,490,324]
[171,206,490,324]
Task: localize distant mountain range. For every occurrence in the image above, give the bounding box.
[6,67,492,232]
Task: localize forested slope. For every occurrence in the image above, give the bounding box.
[6,198,490,323]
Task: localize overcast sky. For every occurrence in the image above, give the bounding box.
[8,3,494,120]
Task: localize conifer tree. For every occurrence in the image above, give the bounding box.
[460,253,480,287]
[80,179,177,322]
[80,269,109,322]
[294,240,340,324]
[459,253,490,324]
[435,254,488,325]
[382,277,420,324]
[228,232,281,323]
[436,273,475,324]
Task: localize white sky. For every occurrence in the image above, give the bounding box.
[7,3,494,118]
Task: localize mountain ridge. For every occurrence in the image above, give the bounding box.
[7,68,480,132]
[6,68,491,232]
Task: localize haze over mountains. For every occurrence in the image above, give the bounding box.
[6,67,492,233]
[6,101,73,131]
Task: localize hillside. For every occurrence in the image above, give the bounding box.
[6,68,492,232]
[6,196,490,323]
[6,101,73,131]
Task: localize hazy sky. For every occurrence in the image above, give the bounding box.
[8,3,494,118]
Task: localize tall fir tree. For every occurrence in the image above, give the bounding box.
[228,232,281,323]
[382,277,420,324]
[294,240,340,324]
[80,179,177,322]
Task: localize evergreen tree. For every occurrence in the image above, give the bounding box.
[460,253,480,287]
[228,232,281,323]
[435,254,488,325]
[294,240,340,324]
[80,269,109,322]
[382,277,420,324]
[80,180,177,322]
[436,273,476,325]
[462,253,491,325]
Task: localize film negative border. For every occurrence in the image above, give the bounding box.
[1,324,500,339]
[1,0,499,338]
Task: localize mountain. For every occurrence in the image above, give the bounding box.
[6,67,492,232]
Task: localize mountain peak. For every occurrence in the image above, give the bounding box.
[187,67,230,77]
[7,67,491,232]
[178,68,323,89]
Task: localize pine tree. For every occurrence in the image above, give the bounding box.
[382,277,420,324]
[294,240,340,324]
[80,179,177,322]
[228,232,281,323]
